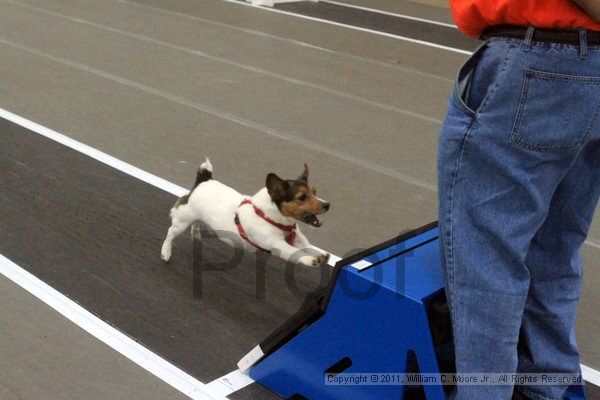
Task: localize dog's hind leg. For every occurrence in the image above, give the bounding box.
[161,206,195,263]
[190,223,202,241]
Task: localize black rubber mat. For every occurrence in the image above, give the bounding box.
[276,1,477,52]
[0,118,329,390]
[229,383,283,400]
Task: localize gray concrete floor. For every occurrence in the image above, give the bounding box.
[0,0,597,397]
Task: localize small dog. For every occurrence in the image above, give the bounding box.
[160,159,330,266]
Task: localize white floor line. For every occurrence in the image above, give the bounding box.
[114,0,454,83]
[584,238,600,251]
[217,0,472,55]
[1,108,599,395]
[206,369,255,397]
[2,0,442,123]
[0,108,187,198]
[321,0,458,29]
[582,364,600,387]
[0,38,439,192]
[0,253,218,400]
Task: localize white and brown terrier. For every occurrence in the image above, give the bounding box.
[160,159,330,266]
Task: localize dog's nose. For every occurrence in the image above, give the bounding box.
[323,202,330,211]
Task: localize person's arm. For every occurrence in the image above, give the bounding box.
[574,0,600,22]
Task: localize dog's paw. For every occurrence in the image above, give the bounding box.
[298,255,316,267]
[299,253,330,267]
[316,252,330,266]
[161,246,172,263]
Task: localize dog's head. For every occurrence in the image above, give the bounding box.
[266,164,330,227]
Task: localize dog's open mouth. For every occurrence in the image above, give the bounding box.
[303,214,322,227]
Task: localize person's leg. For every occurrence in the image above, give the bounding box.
[438,36,600,399]
[516,140,600,400]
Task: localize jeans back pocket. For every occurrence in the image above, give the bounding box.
[509,69,600,152]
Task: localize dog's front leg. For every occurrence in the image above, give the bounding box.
[270,240,329,267]
[292,229,312,250]
[291,230,329,265]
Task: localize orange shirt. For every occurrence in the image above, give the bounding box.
[450,0,600,37]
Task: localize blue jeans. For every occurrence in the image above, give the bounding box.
[438,33,600,400]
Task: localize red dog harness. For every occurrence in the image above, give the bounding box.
[234,199,297,252]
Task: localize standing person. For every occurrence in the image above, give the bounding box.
[438,1,600,399]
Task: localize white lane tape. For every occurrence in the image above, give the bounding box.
[216,0,472,55]
[322,0,458,29]
[0,108,187,197]
[0,253,218,400]
[206,369,255,398]
[113,0,454,82]
[582,364,600,387]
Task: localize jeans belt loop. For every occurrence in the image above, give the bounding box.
[579,29,588,59]
[523,26,535,52]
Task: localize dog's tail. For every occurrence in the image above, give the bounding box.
[194,157,213,189]
[171,158,213,212]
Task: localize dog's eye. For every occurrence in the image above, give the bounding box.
[298,194,307,202]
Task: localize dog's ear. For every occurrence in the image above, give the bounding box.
[266,173,289,202]
[297,163,309,182]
